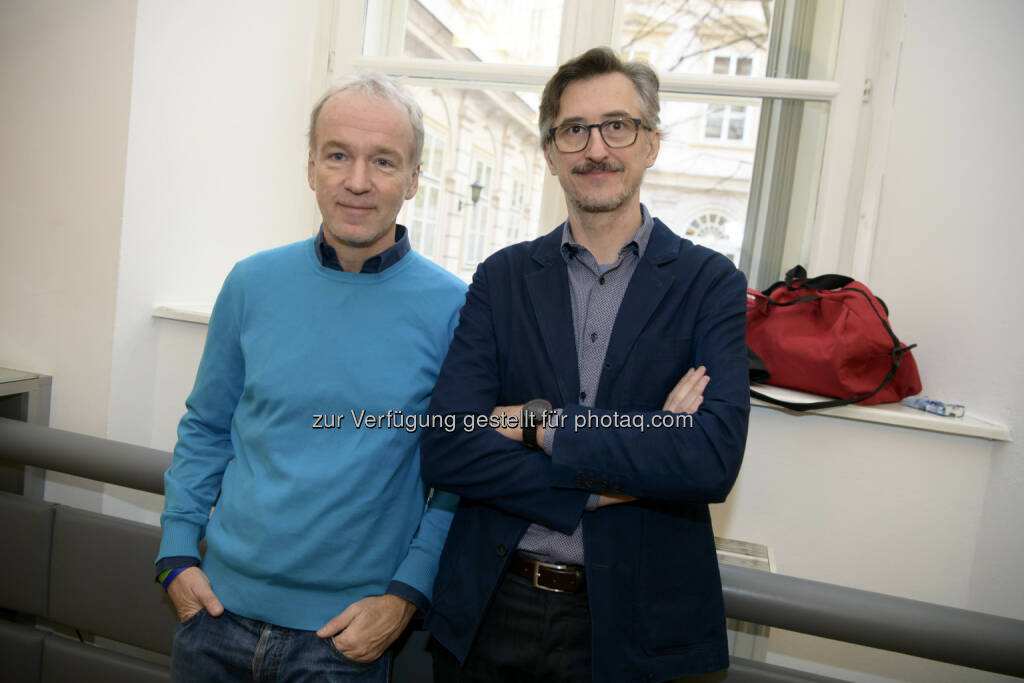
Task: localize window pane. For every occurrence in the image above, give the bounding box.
[396,86,547,282]
[704,117,723,139]
[644,96,829,277]
[648,97,762,265]
[372,0,565,66]
[727,116,745,140]
[741,99,831,288]
[618,0,842,80]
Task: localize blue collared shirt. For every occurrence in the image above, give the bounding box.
[518,205,655,564]
[314,224,412,273]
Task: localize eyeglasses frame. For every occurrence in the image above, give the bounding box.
[547,117,649,153]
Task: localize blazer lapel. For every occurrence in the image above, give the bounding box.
[525,234,579,406]
[600,221,680,392]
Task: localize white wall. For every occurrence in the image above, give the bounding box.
[102,0,325,521]
[0,0,137,510]
[865,0,1024,624]
[707,0,1024,679]
[0,0,136,435]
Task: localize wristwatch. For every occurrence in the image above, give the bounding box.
[521,399,552,449]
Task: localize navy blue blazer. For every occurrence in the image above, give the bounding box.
[421,218,750,682]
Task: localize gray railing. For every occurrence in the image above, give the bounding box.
[2,416,1023,679]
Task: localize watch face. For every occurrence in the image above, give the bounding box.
[522,399,553,448]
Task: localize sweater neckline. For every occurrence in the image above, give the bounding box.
[304,237,417,283]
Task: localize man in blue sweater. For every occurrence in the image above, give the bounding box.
[156,73,466,681]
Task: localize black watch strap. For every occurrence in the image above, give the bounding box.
[521,399,552,449]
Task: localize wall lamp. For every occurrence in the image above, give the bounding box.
[459,179,486,211]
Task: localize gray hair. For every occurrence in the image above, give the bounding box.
[538,46,661,148]
[307,72,425,165]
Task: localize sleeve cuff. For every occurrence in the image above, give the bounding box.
[154,555,200,582]
[387,580,431,620]
[541,408,562,456]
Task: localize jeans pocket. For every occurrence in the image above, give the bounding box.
[178,607,207,628]
[323,636,375,668]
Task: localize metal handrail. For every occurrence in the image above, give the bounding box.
[721,564,1024,678]
[2,417,1023,678]
[0,416,168,494]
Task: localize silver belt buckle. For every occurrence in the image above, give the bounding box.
[533,559,571,593]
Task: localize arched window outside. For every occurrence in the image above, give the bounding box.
[685,211,742,265]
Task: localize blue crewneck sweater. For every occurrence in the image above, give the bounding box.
[158,238,466,629]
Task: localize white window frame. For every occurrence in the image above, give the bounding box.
[319,0,895,282]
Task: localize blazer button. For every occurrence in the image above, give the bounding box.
[599,480,608,491]
[586,478,595,489]
[496,543,507,557]
[573,475,584,487]
[614,482,624,492]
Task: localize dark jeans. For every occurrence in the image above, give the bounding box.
[431,571,592,683]
[172,608,391,683]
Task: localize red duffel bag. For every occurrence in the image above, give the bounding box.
[747,265,921,411]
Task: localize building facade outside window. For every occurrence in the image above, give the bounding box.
[347,0,851,288]
[462,158,492,269]
[403,127,445,258]
[703,55,755,142]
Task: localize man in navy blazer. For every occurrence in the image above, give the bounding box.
[421,47,750,683]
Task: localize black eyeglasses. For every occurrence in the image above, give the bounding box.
[548,118,646,153]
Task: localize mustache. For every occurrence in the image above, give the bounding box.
[571,161,624,174]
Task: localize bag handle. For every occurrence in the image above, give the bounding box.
[763,265,853,297]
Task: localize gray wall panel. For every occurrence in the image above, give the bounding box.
[0,619,45,682]
[0,492,54,615]
[48,506,178,655]
[41,634,170,683]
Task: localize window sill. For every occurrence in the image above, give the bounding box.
[150,309,1011,443]
[751,384,1011,442]
[153,305,212,325]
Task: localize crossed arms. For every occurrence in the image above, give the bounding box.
[419,254,750,529]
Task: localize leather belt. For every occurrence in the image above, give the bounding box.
[510,553,586,593]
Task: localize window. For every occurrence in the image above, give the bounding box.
[704,102,748,142]
[329,0,869,288]
[383,0,565,66]
[463,158,492,269]
[618,0,844,288]
[508,176,527,244]
[403,127,445,257]
[685,211,742,265]
[703,56,754,142]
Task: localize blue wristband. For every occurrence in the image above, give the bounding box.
[161,566,188,589]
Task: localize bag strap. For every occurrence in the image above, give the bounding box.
[751,343,915,411]
[747,345,771,384]
[750,276,918,411]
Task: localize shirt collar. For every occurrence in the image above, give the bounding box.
[560,204,654,264]
[314,224,412,274]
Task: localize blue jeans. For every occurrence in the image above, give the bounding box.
[171,608,391,682]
